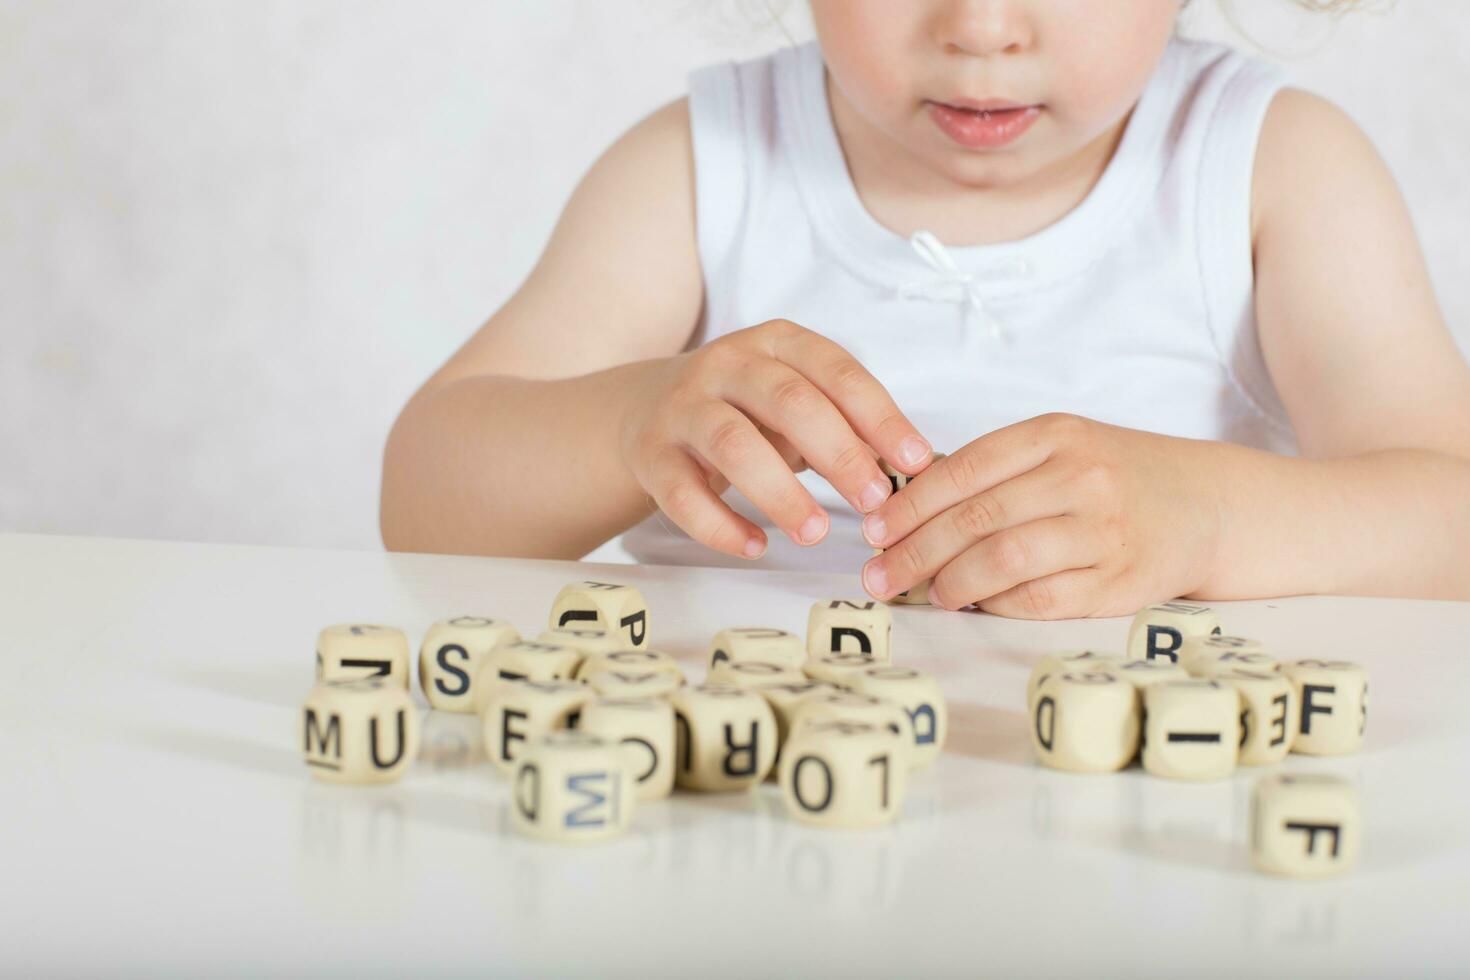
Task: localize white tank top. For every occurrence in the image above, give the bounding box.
[614,36,1296,573]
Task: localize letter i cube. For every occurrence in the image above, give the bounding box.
[316,623,410,688]
[549,581,650,648]
[1125,602,1223,664]
[512,732,636,843]
[1141,679,1240,780]
[302,679,420,784]
[806,599,892,662]
[1250,773,1360,877]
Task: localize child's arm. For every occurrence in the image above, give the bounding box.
[1196,88,1470,600]
[381,100,929,561]
[854,90,1470,615]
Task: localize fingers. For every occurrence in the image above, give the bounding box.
[723,360,891,515]
[861,462,1070,601]
[683,400,829,547]
[765,323,933,476]
[644,445,768,560]
[928,515,1104,611]
[975,568,1107,621]
[861,416,1058,549]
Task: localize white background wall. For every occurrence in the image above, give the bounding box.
[4,1,1467,553]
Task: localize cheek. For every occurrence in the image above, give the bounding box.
[812,1,923,118]
[1046,10,1176,127]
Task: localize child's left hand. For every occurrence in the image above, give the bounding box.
[859,413,1224,619]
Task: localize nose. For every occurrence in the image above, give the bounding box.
[933,0,1034,57]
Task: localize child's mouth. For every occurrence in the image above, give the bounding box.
[926,100,1041,149]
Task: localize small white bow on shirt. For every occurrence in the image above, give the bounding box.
[894,229,1031,344]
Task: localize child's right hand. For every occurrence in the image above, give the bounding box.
[619,318,933,559]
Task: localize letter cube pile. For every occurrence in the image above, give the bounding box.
[299,583,947,842]
[1025,601,1367,877]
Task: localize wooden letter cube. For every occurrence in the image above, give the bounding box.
[1141,679,1240,780]
[754,680,839,756]
[577,697,676,800]
[549,581,650,648]
[851,665,948,769]
[806,599,892,662]
[583,667,682,700]
[707,659,807,689]
[1030,671,1140,773]
[876,454,944,605]
[779,720,907,829]
[482,680,592,775]
[475,639,583,710]
[1025,649,1121,705]
[1250,773,1360,877]
[302,679,420,784]
[792,690,915,769]
[1125,602,1223,663]
[804,652,883,688]
[1218,668,1296,766]
[1284,659,1368,755]
[536,627,630,661]
[418,616,519,712]
[575,648,684,682]
[315,623,410,688]
[708,627,806,670]
[669,684,778,791]
[1179,634,1271,676]
[512,732,635,843]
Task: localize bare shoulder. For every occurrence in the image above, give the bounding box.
[420,95,703,393]
[1251,87,1387,243]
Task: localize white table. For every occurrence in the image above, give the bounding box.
[2,532,1467,977]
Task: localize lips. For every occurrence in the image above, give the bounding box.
[926,99,1041,149]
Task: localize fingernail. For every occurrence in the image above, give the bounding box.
[743,536,766,559]
[863,560,888,598]
[862,512,886,546]
[797,513,827,546]
[858,478,889,512]
[898,436,930,468]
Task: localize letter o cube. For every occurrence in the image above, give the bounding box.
[1250,773,1360,877]
[1030,671,1140,773]
[418,616,520,712]
[316,623,410,688]
[779,720,907,829]
[549,581,650,648]
[512,732,636,843]
[669,684,778,791]
[302,679,420,784]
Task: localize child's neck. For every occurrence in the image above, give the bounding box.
[826,70,1130,248]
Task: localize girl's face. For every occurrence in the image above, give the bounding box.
[809,0,1181,187]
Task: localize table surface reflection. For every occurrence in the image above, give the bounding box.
[2,532,1467,977]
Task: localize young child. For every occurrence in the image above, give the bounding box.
[380,0,1470,618]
